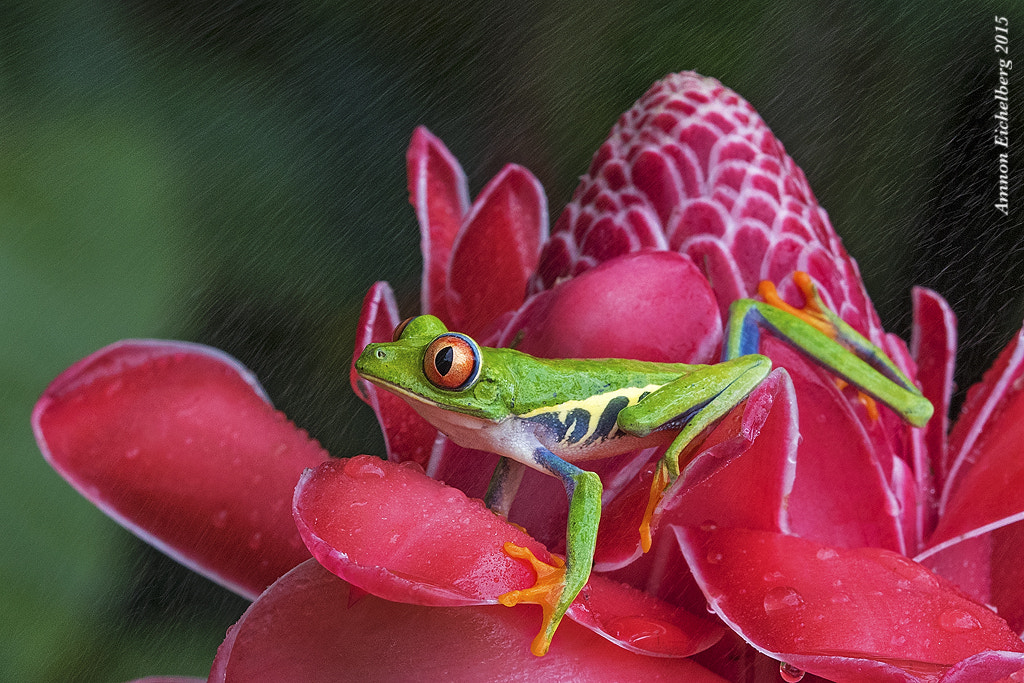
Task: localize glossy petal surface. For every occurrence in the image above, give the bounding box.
[501,250,721,364]
[911,287,957,490]
[33,340,328,598]
[660,369,797,535]
[934,325,1024,544]
[677,526,1024,682]
[408,126,470,321]
[209,560,728,682]
[446,163,547,337]
[765,339,904,552]
[292,455,722,657]
[920,324,1024,635]
[293,455,546,605]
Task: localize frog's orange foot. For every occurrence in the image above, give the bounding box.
[499,542,566,656]
[835,378,880,422]
[759,272,838,340]
[639,461,670,553]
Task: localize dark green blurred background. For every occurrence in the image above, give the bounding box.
[3,2,1022,680]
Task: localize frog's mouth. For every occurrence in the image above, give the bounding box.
[356,371,493,420]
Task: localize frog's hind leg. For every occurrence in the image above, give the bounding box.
[724,272,932,427]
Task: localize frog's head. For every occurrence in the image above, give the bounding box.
[355,315,512,421]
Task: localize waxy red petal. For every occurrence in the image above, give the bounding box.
[293,455,545,605]
[500,251,722,364]
[935,324,1024,541]
[660,369,798,535]
[912,287,958,490]
[32,341,329,598]
[408,126,470,321]
[445,164,547,337]
[350,282,438,466]
[209,560,729,682]
[293,456,721,657]
[918,325,1024,634]
[565,573,724,657]
[676,526,1024,682]
[764,338,905,552]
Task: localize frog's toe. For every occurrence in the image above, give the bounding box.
[498,542,567,656]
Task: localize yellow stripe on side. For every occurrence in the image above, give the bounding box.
[518,384,662,445]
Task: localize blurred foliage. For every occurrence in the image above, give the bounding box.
[1,0,1021,680]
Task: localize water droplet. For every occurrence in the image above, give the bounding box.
[830,592,851,604]
[345,456,386,479]
[891,634,907,647]
[124,447,140,460]
[816,547,838,561]
[706,601,717,614]
[939,609,982,632]
[763,570,784,582]
[399,460,426,474]
[879,553,939,591]
[764,586,805,613]
[706,550,724,564]
[699,520,718,531]
[606,615,688,655]
[212,510,229,528]
[248,532,263,550]
[779,661,805,682]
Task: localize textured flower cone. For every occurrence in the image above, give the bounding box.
[533,71,883,344]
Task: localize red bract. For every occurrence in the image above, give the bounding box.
[33,72,1024,681]
[33,340,329,598]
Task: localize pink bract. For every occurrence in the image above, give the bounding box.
[33,71,1024,682]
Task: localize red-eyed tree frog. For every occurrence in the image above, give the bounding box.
[354,272,933,656]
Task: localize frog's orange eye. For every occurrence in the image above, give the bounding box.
[423,333,480,391]
[392,317,414,342]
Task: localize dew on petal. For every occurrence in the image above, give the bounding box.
[815,547,838,561]
[939,609,982,632]
[706,550,724,564]
[877,552,939,591]
[779,661,805,682]
[344,456,386,479]
[212,509,229,528]
[606,614,691,653]
[829,592,851,604]
[763,586,805,613]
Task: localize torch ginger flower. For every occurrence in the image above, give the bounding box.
[33,72,1024,681]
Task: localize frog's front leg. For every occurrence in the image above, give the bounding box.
[484,457,527,517]
[617,355,772,551]
[497,446,602,656]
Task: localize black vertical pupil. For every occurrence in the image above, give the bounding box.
[434,346,454,375]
